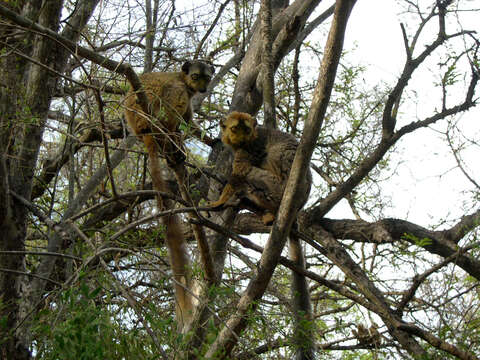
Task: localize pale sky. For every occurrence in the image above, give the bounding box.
[329,1,479,226]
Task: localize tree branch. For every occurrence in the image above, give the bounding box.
[308,225,429,357]
[190,216,377,313]
[205,1,356,357]
[398,322,479,360]
[308,214,480,280]
[309,63,478,220]
[260,0,276,128]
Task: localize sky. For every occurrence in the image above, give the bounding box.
[327,0,480,226]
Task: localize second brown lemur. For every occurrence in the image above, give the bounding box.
[210,111,312,225]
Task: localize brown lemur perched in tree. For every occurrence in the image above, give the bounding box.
[124,60,214,328]
[210,111,312,225]
[125,60,215,167]
[210,111,314,358]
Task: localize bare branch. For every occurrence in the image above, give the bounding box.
[0,4,149,111]
[94,89,118,198]
[308,225,429,357]
[310,60,478,220]
[398,321,479,360]
[93,39,174,54]
[0,268,61,286]
[260,0,276,128]
[190,216,376,313]
[400,23,412,61]
[396,241,480,313]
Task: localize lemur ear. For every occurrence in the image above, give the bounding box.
[181,61,191,74]
[209,64,215,75]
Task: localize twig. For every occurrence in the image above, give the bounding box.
[0,250,81,261]
[0,268,61,286]
[399,23,412,61]
[9,190,71,243]
[94,88,118,198]
[67,189,188,221]
[0,4,149,111]
[189,216,376,312]
[108,204,222,242]
[194,0,232,59]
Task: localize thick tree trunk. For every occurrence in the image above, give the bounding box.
[0,2,99,356]
[0,2,63,355]
[0,184,30,360]
[229,0,322,114]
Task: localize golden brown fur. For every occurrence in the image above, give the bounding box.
[124,60,214,166]
[210,111,311,225]
[124,60,214,329]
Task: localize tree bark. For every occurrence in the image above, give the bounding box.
[229,0,323,115]
[260,0,276,128]
[0,2,100,357]
[205,1,356,357]
[289,235,315,360]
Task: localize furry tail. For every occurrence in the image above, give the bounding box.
[146,135,194,329]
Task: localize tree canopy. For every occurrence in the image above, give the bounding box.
[0,0,479,359]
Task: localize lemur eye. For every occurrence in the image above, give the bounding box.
[191,74,199,80]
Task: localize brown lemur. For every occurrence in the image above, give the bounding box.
[124,60,215,167]
[210,111,312,225]
[124,60,214,328]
